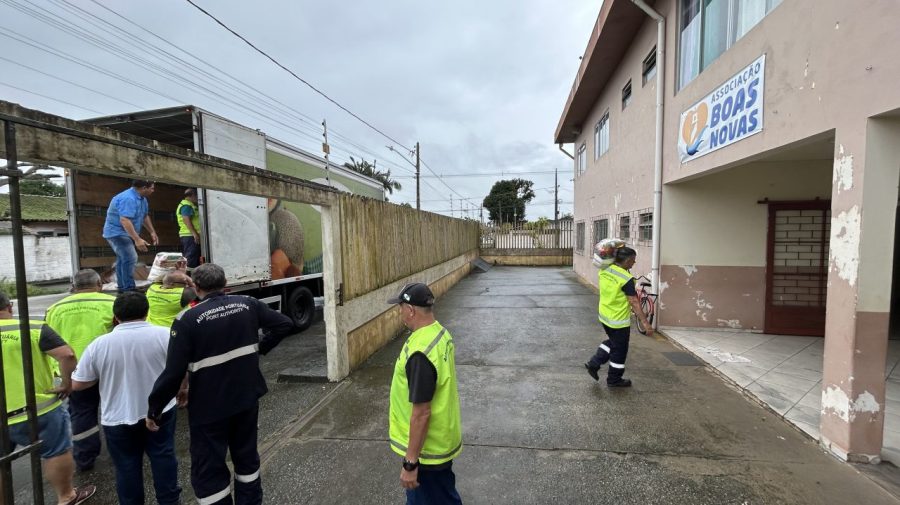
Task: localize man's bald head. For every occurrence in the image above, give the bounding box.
[162,271,191,289]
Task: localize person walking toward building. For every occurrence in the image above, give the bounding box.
[147,263,294,505]
[71,291,182,505]
[387,283,463,505]
[0,291,96,505]
[146,271,196,328]
[584,247,653,387]
[177,188,202,268]
[102,179,158,293]
[44,270,116,473]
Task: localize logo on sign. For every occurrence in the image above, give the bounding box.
[681,103,709,156]
[678,54,765,162]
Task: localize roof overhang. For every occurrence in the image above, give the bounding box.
[554,0,650,144]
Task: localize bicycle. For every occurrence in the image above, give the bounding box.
[633,275,657,335]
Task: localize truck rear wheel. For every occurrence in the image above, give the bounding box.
[286,286,315,331]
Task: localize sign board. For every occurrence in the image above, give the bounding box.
[678,54,765,163]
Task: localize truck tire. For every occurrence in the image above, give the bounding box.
[286,286,315,332]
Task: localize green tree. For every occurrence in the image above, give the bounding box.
[482,178,535,224]
[19,178,65,197]
[0,163,64,196]
[343,157,402,197]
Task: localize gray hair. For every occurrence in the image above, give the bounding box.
[73,269,101,290]
[192,263,226,291]
[0,291,9,310]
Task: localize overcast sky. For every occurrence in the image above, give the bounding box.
[0,0,598,219]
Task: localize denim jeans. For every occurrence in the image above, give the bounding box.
[106,234,138,291]
[104,409,181,505]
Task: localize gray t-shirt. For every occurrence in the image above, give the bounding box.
[72,320,176,426]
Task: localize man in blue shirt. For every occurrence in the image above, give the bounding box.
[102,180,158,292]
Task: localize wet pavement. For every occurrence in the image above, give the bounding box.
[11,266,900,504]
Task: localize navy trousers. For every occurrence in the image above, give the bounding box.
[68,384,101,470]
[190,404,262,505]
[587,324,631,384]
[406,462,462,505]
[180,236,201,268]
[104,409,180,505]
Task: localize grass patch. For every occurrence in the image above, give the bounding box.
[0,278,65,297]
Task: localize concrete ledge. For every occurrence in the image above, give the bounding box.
[343,250,477,371]
[481,248,573,266]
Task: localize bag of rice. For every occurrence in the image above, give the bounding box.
[147,252,187,283]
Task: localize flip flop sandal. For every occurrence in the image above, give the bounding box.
[64,485,96,505]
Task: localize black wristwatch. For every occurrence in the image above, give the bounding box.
[402,458,419,471]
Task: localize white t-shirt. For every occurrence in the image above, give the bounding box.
[72,320,176,426]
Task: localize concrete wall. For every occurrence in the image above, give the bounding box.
[481,248,573,266]
[342,251,477,371]
[0,235,71,283]
[659,160,832,329]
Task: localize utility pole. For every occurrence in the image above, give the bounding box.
[415,142,421,210]
[450,195,453,218]
[554,167,559,223]
[554,167,560,248]
[322,119,331,187]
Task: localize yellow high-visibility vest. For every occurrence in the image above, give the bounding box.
[0,319,62,424]
[389,321,462,465]
[598,264,633,329]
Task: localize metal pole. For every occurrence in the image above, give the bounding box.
[415,142,420,211]
[322,119,331,188]
[5,120,46,504]
[554,167,560,248]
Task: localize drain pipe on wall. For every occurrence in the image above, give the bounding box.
[631,0,665,329]
[558,144,575,160]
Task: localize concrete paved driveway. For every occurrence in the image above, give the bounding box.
[10,266,899,504]
[261,266,898,504]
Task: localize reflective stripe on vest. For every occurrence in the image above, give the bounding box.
[598,264,632,329]
[0,319,63,424]
[146,284,185,328]
[389,322,463,465]
[176,199,200,237]
[187,343,259,372]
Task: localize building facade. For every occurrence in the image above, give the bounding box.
[556,0,900,463]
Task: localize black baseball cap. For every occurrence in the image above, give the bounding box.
[387,283,435,307]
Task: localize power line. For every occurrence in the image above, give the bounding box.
[77,0,414,176]
[184,0,414,153]
[0,80,104,114]
[0,1,415,179]
[0,55,145,109]
[394,169,572,179]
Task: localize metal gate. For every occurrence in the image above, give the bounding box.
[764,201,830,336]
[1,121,47,503]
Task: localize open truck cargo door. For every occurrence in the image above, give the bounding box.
[197,111,271,284]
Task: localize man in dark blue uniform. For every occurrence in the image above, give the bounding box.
[147,263,294,505]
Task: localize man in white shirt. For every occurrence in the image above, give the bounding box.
[72,292,185,505]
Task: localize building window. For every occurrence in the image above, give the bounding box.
[576,143,587,177]
[576,221,586,254]
[618,214,631,240]
[593,218,609,246]
[642,47,657,86]
[594,112,610,159]
[622,80,632,109]
[678,0,782,90]
[639,212,653,242]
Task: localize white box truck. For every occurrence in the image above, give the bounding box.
[67,106,327,331]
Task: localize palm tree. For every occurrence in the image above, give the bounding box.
[343,157,402,196]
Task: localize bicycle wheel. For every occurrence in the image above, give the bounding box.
[635,297,651,335]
